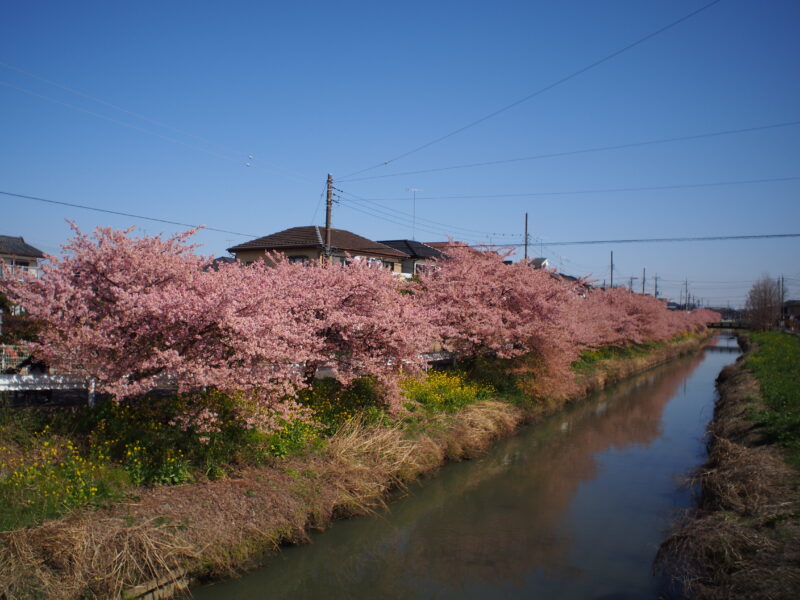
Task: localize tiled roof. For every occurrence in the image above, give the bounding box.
[0,235,45,258]
[227,226,408,258]
[377,240,443,260]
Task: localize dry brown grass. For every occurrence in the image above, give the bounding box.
[0,515,197,600]
[0,400,524,599]
[0,337,708,600]
[657,347,800,599]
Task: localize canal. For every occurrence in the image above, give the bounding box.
[193,334,739,599]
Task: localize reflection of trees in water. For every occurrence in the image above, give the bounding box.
[395,353,707,590]
[196,354,707,599]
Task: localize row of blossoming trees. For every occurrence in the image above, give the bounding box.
[1,225,719,429]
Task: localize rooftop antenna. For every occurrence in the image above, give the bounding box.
[407,188,422,240]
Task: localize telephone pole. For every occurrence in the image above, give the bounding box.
[610,251,614,288]
[641,268,646,294]
[654,274,659,298]
[325,173,333,257]
[685,278,689,310]
[524,212,529,261]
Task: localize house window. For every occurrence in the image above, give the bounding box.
[288,255,308,264]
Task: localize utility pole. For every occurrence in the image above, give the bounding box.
[642,268,646,294]
[325,173,333,257]
[654,274,659,298]
[685,278,689,311]
[610,251,614,288]
[524,212,529,261]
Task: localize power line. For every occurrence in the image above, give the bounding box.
[340,119,800,182]
[341,0,723,179]
[0,190,258,237]
[347,175,800,202]
[0,59,244,158]
[337,195,503,243]
[337,200,492,243]
[336,188,520,238]
[0,78,317,186]
[430,233,800,248]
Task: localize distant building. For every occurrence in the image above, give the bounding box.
[528,257,549,269]
[227,226,407,271]
[376,240,443,275]
[0,235,44,279]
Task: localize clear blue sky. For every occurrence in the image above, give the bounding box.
[2,0,799,307]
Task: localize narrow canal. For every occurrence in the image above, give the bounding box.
[193,334,739,599]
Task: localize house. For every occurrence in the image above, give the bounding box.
[376,240,443,275]
[0,235,44,279]
[528,257,549,269]
[227,226,407,272]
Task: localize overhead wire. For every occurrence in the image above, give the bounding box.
[0,59,244,157]
[341,0,723,179]
[0,190,259,237]
[337,199,492,243]
[0,73,318,186]
[427,232,800,248]
[337,194,503,243]
[335,187,521,238]
[339,119,800,182]
[346,175,800,202]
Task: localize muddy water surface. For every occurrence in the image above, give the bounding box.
[193,335,739,599]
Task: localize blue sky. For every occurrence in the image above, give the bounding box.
[2,0,799,307]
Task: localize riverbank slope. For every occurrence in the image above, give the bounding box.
[1,334,711,600]
[658,332,800,598]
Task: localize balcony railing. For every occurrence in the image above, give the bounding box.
[0,264,41,279]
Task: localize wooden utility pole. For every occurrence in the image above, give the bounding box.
[325,173,333,257]
[642,268,646,294]
[654,274,659,298]
[610,251,614,288]
[524,212,529,261]
[685,278,689,310]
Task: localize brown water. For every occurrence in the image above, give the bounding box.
[192,335,739,599]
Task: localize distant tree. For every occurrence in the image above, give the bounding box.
[745,275,783,330]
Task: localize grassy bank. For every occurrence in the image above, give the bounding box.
[0,333,709,600]
[657,332,800,598]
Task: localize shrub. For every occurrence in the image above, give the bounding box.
[400,370,494,413]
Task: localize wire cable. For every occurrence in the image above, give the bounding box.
[340,119,800,182]
[0,190,259,237]
[348,175,800,202]
[336,188,521,238]
[429,232,800,248]
[341,0,723,179]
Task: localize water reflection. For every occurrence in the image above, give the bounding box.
[193,336,738,600]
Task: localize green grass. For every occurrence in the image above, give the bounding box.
[745,331,800,465]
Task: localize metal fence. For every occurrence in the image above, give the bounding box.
[0,344,30,372]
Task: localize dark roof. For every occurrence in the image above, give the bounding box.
[203,256,237,272]
[377,240,443,260]
[0,236,45,259]
[227,226,407,258]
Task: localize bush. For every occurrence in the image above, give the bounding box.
[745,331,800,465]
[0,425,130,530]
[298,377,385,431]
[400,370,494,413]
